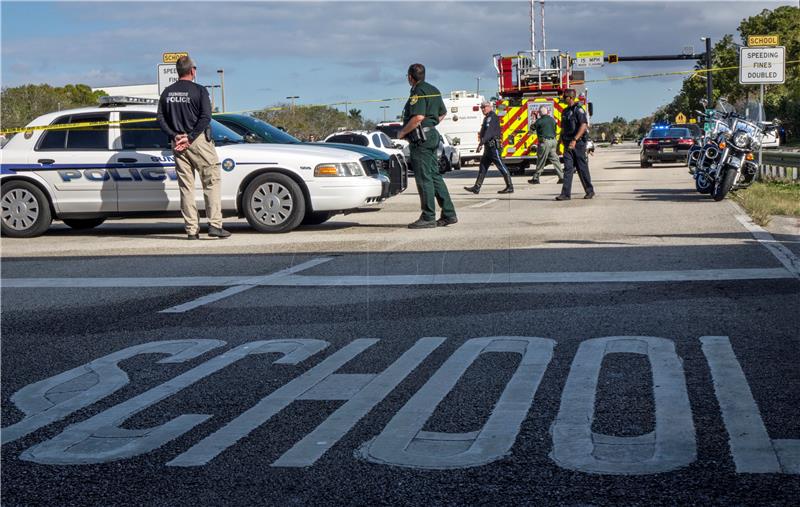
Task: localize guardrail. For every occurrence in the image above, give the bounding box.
[760,150,800,181]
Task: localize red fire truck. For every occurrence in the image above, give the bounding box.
[493,50,592,174]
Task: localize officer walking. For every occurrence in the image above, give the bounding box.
[464,101,514,194]
[529,105,564,185]
[157,56,230,239]
[555,89,595,201]
[397,63,458,229]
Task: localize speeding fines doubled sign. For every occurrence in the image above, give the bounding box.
[739,45,785,85]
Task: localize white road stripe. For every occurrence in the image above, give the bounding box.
[271,268,791,286]
[159,257,334,313]
[469,199,498,208]
[2,267,791,290]
[734,214,800,279]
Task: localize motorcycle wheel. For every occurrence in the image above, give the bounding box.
[712,168,737,201]
[695,172,713,194]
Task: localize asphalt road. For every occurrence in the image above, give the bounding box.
[2,145,799,506]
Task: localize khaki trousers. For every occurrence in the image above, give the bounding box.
[533,138,564,179]
[173,134,222,234]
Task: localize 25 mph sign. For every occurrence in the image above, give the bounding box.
[739,46,785,84]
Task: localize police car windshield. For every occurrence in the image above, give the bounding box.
[247,117,302,144]
[211,120,246,144]
[649,128,690,138]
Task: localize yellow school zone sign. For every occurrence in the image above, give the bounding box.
[675,113,687,124]
[747,35,779,47]
[162,52,189,64]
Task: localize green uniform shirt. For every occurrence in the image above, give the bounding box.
[533,115,557,139]
[403,81,446,128]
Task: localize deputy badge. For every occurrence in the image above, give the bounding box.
[409,95,418,105]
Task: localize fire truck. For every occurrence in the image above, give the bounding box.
[493,52,592,175]
[492,2,593,174]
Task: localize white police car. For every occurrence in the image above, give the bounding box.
[0,97,385,237]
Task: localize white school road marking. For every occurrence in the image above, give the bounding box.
[1,267,792,290]
[160,257,334,313]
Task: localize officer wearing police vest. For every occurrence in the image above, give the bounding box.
[464,101,514,194]
[555,89,595,201]
[157,56,230,239]
[398,63,458,229]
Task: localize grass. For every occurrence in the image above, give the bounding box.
[733,180,800,226]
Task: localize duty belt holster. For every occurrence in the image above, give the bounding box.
[486,139,498,149]
[408,124,428,145]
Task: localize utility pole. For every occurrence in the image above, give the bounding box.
[379,105,389,121]
[476,76,481,96]
[217,69,226,112]
[205,85,220,112]
[286,96,300,113]
[704,37,713,107]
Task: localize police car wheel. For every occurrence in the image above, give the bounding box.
[1,180,52,238]
[640,159,652,168]
[243,173,306,233]
[62,218,106,230]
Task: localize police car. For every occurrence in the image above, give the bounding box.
[0,97,386,237]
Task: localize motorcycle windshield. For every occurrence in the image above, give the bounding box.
[741,101,765,122]
[715,99,733,115]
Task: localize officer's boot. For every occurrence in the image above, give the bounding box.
[498,169,514,194]
[464,171,485,194]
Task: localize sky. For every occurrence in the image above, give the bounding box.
[1,0,795,123]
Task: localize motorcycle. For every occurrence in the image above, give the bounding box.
[690,98,778,201]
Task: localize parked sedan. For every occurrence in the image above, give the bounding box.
[215,114,406,199]
[438,134,461,173]
[640,127,696,167]
[323,130,410,180]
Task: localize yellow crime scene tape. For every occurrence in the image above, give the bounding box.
[2,61,797,137]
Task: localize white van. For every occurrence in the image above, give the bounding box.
[437,90,486,164]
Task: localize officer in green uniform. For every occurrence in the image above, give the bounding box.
[398,63,458,229]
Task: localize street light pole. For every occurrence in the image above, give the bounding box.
[380,105,389,121]
[217,69,226,112]
[476,76,481,96]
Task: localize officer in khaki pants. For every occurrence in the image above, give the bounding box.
[157,56,230,239]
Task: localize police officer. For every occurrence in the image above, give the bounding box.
[464,101,514,194]
[529,105,564,185]
[398,63,458,229]
[555,89,595,200]
[157,56,230,239]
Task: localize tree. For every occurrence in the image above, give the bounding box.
[1,84,107,130]
[657,6,799,135]
[254,103,371,141]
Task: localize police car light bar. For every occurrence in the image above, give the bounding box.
[98,96,159,106]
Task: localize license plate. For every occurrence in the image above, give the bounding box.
[663,148,674,153]
[729,157,742,168]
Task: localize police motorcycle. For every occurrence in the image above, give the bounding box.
[689,98,776,201]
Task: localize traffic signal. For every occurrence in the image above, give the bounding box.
[608,54,619,64]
